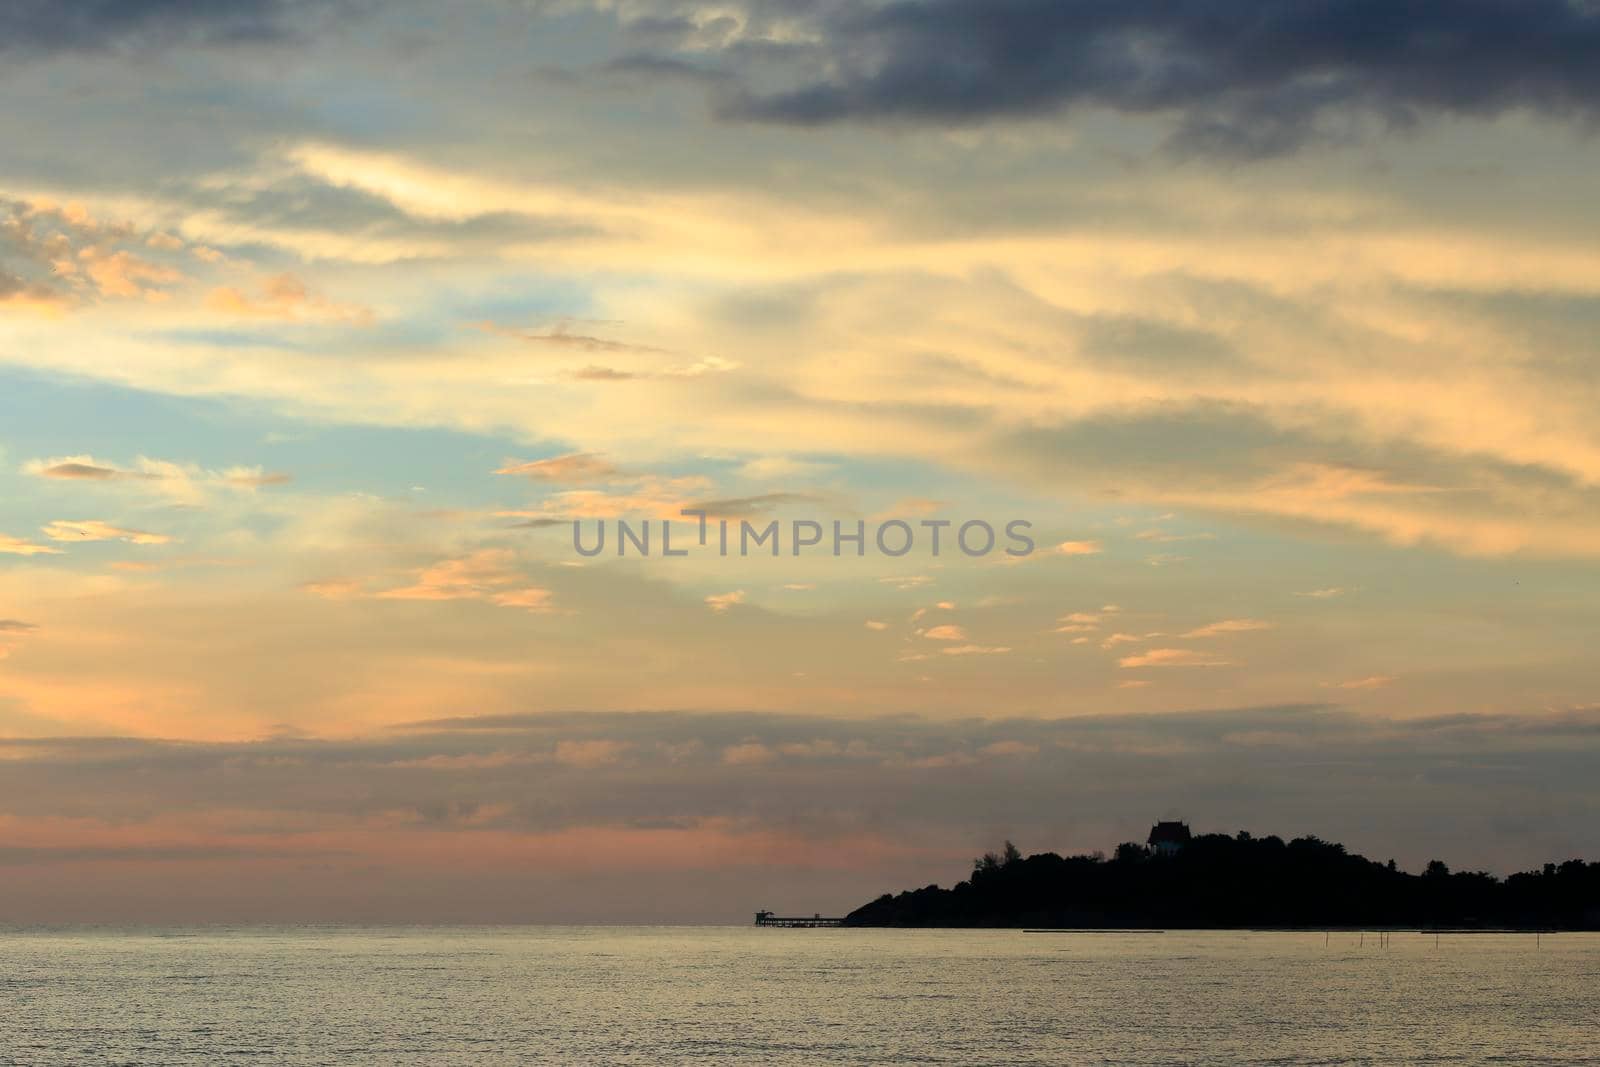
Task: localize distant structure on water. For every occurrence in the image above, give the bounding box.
[1148,820,1192,855]
[754,910,843,928]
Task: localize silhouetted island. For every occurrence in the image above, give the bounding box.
[843,824,1600,929]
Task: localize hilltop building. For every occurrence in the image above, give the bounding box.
[1148,821,1192,856]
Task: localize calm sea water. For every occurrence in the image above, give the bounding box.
[1,926,1596,1064]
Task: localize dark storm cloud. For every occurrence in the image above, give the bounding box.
[712,0,1600,155]
[0,0,356,55]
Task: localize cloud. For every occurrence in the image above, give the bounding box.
[33,462,121,481]
[571,365,640,381]
[472,320,666,356]
[79,248,181,300]
[0,704,1595,919]
[0,534,64,556]
[374,550,554,612]
[221,467,293,489]
[679,492,819,519]
[0,0,349,57]
[471,321,732,382]
[721,741,776,765]
[0,619,39,661]
[941,644,1011,656]
[498,474,714,523]
[977,740,1037,757]
[705,590,746,613]
[553,739,631,768]
[864,620,888,631]
[922,624,966,641]
[206,273,373,325]
[41,520,172,545]
[713,0,1600,157]
[0,277,67,314]
[1298,587,1348,599]
[29,458,162,483]
[1331,675,1396,690]
[1118,648,1230,669]
[878,575,933,590]
[875,496,945,519]
[488,587,555,610]
[1182,619,1273,639]
[1100,633,1143,649]
[301,579,366,601]
[1052,540,1102,556]
[1135,529,1215,543]
[495,453,623,483]
[738,457,834,481]
[1,198,203,309]
[24,455,286,502]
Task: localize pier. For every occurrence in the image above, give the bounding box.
[754,911,844,927]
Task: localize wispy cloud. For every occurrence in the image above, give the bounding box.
[679,492,819,519]
[495,453,623,483]
[25,455,288,501]
[206,272,372,325]
[1182,619,1273,639]
[1118,648,1230,669]
[42,520,172,545]
[1330,675,1396,690]
[705,590,746,613]
[371,550,553,612]
[0,534,63,556]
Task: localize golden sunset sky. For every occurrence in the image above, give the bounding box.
[2,0,1599,920]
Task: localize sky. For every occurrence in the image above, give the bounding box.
[2,0,1600,922]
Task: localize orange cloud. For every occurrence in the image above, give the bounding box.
[1182,618,1273,638]
[1118,648,1230,668]
[705,590,746,613]
[0,534,63,556]
[374,550,553,612]
[495,452,623,483]
[79,247,181,300]
[1332,675,1396,690]
[205,273,372,324]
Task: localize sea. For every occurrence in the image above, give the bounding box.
[1,926,1595,1064]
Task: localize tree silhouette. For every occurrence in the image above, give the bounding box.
[847,831,1600,929]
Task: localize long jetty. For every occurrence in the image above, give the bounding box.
[754,911,844,927]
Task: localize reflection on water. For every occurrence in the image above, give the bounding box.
[1,927,1596,1064]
